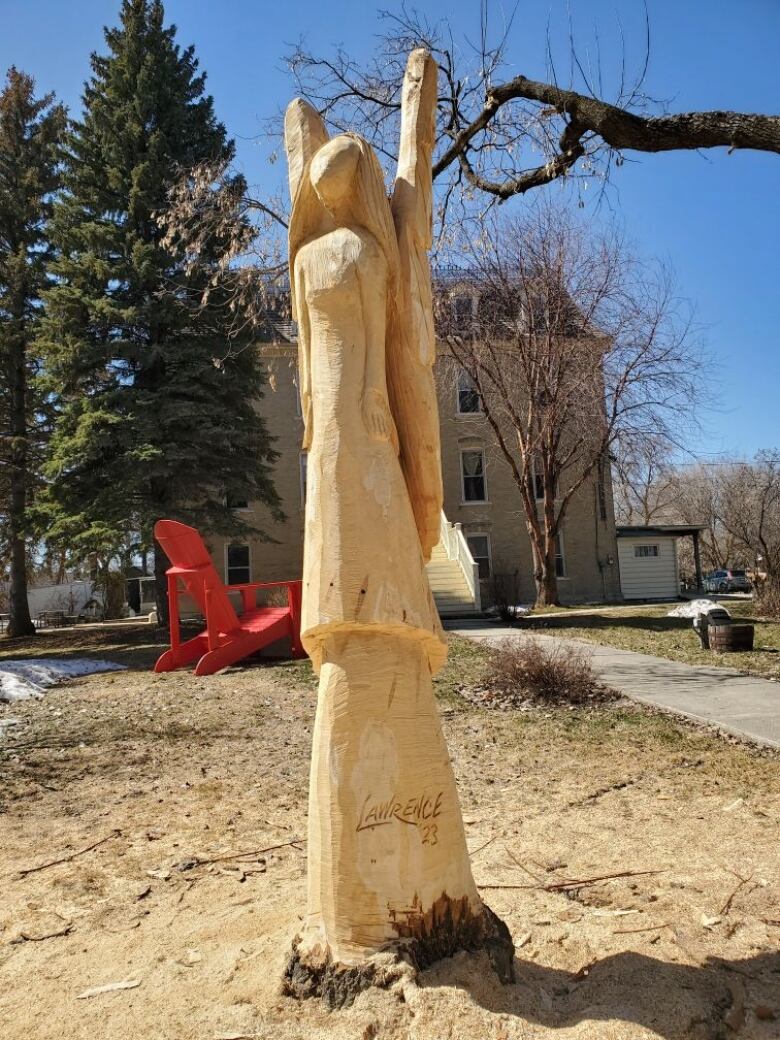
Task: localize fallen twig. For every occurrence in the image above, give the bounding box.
[17,830,122,878]
[478,867,665,893]
[77,978,141,999]
[179,839,304,870]
[505,849,544,884]
[468,835,497,858]
[476,882,537,891]
[613,923,670,935]
[545,869,664,892]
[719,873,754,916]
[11,923,73,943]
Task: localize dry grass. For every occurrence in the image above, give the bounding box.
[525,600,780,680]
[0,623,779,1039]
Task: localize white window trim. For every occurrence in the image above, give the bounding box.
[226,494,251,512]
[225,542,252,585]
[466,531,493,580]
[555,530,568,580]
[531,459,544,502]
[459,447,489,505]
[634,544,660,558]
[455,368,483,416]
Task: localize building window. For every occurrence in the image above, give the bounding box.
[634,544,659,558]
[555,532,566,578]
[226,492,249,510]
[294,380,302,418]
[452,293,475,329]
[300,451,308,506]
[457,369,482,414]
[533,461,544,501]
[461,449,487,503]
[226,543,250,585]
[466,533,492,580]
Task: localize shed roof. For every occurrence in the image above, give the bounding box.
[616,524,706,538]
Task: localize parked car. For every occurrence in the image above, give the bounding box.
[703,568,752,593]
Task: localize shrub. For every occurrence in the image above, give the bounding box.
[754,579,780,619]
[489,569,525,623]
[484,637,617,706]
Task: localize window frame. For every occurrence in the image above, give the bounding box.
[456,368,483,415]
[451,291,476,328]
[555,531,567,579]
[531,459,545,501]
[460,447,488,504]
[225,542,251,585]
[226,492,250,512]
[466,532,492,580]
[634,544,660,558]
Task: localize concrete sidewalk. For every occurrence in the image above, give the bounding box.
[447,620,780,749]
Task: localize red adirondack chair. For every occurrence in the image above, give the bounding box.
[153,519,303,676]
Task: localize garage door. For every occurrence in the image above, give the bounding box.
[618,537,678,600]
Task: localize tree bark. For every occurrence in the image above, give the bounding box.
[533,555,561,607]
[6,310,35,639]
[529,529,561,608]
[283,629,514,1006]
[153,538,170,627]
[433,75,780,199]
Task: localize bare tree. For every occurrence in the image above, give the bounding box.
[439,202,704,606]
[669,463,745,576]
[714,452,780,613]
[159,4,779,334]
[159,161,290,339]
[612,439,679,525]
[287,5,780,209]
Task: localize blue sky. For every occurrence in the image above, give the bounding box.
[2,0,778,458]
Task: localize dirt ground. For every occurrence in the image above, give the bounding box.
[1,623,779,1040]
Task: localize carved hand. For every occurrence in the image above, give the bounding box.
[362,388,399,454]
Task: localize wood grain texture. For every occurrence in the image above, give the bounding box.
[282,50,511,994]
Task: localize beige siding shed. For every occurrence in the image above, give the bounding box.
[617,534,679,600]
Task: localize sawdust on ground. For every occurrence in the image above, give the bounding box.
[1,623,779,1040]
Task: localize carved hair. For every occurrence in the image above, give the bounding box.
[288,134,400,323]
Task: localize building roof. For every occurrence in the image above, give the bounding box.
[616,524,707,538]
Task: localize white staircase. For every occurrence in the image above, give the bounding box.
[426,513,482,617]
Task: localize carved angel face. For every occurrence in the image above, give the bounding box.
[310,136,361,214]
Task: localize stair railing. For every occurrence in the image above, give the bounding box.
[438,511,482,612]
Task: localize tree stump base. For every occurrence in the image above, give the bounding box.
[282,898,514,1009]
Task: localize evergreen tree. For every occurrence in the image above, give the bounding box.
[42,0,280,621]
[0,68,65,638]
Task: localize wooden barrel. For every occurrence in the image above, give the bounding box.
[708,623,755,652]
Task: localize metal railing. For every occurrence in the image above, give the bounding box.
[437,511,482,612]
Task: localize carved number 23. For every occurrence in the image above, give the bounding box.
[421,823,438,846]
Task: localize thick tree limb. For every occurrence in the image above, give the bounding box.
[433,73,780,197]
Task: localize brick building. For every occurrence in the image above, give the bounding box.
[206,339,622,612]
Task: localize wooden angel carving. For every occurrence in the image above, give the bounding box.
[282,49,513,1006]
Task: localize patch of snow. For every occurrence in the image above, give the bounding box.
[0,659,127,703]
[485,604,532,618]
[667,599,724,619]
[0,716,22,739]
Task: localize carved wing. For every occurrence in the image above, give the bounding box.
[284,99,330,449]
[284,98,329,211]
[387,49,442,560]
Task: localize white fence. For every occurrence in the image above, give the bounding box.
[0,580,102,620]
